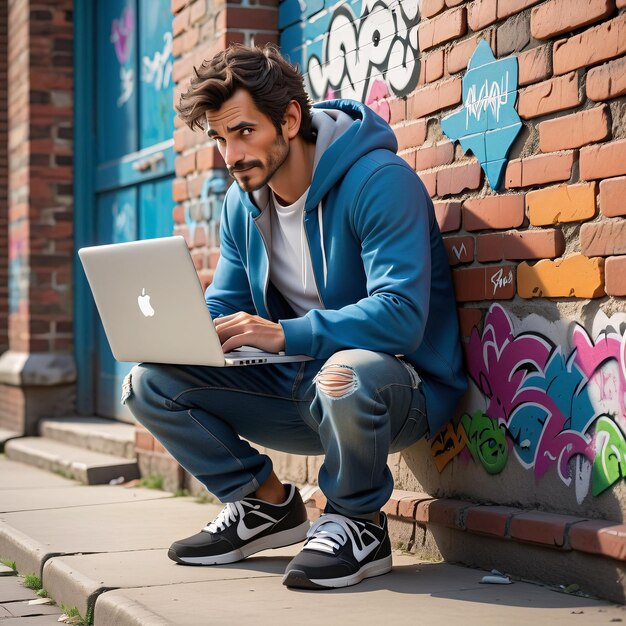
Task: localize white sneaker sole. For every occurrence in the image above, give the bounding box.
[170,520,311,566]
[283,554,393,589]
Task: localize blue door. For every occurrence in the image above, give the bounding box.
[89,0,175,420]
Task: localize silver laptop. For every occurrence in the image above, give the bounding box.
[78,236,312,367]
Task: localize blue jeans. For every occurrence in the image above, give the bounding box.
[124,349,427,517]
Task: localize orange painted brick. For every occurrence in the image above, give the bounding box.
[463,194,525,231]
[517,71,581,119]
[419,7,467,51]
[587,56,626,102]
[394,120,427,151]
[510,511,584,548]
[497,0,542,19]
[531,0,613,40]
[444,235,474,265]
[527,183,597,225]
[453,265,516,302]
[568,520,626,561]
[414,141,455,171]
[505,151,575,188]
[580,220,626,257]
[437,161,483,196]
[457,307,483,339]
[538,105,610,153]
[517,254,605,298]
[172,177,188,202]
[174,152,196,177]
[434,201,462,232]
[467,0,498,32]
[580,139,626,180]
[600,176,626,218]
[553,13,626,75]
[407,77,462,119]
[421,0,446,18]
[477,229,565,262]
[518,44,551,87]
[605,256,626,296]
[465,506,522,537]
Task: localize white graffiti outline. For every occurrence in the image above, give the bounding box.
[142,32,173,91]
[465,72,510,130]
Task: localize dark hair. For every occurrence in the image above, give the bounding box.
[177,44,315,143]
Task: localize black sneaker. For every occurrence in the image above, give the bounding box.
[168,484,310,565]
[282,512,392,589]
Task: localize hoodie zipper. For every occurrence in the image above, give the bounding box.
[253,213,273,320]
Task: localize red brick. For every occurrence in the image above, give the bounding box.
[580,139,626,180]
[437,160,483,196]
[600,176,626,218]
[393,120,427,151]
[175,152,196,177]
[424,49,445,84]
[467,0,497,32]
[463,195,525,231]
[444,235,475,265]
[419,7,467,51]
[420,0,446,19]
[388,98,406,125]
[434,201,462,232]
[181,27,200,54]
[418,170,437,197]
[510,511,584,548]
[553,13,626,75]
[172,177,188,202]
[414,141,454,171]
[605,256,626,296]
[407,77,462,119]
[172,0,188,13]
[415,498,471,528]
[447,33,497,75]
[196,145,225,171]
[569,520,626,560]
[517,45,552,87]
[505,151,575,188]
[190,0,208,24]
[477,229,565,262]
[587,56,626,102]
[398,150,416,169]
[457,307,483,339]
[465,506,522,537]
[497,0,542,19]
[172,6,190,36]
[518,254,605,298]
[531,0,613,40]
[517,72,582,119]
[580,220,626,257]
[538,105,610,153]
[187,175,205,199]
[135,427,155,452]
[217,7,277,31]
[452,265,516,302]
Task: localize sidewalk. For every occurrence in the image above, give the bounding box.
[0,456,624,625]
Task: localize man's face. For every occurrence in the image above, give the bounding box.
[206,89,289,193]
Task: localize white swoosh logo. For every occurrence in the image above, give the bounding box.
[237,518,275,541]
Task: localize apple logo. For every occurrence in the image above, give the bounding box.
[138,288,155,317]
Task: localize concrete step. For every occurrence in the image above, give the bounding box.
[4,437,139,485]
[39,416,136,460]
[0,429,20,452]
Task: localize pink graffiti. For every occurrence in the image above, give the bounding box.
[365,79,391,123]
[325,86,335,100]
[111,6,134,65]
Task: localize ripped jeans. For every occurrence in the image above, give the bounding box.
[124,349,428,517]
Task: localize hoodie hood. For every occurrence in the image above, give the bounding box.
[242,99,398,215]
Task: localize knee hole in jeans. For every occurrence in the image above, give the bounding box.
[313,365,358,398]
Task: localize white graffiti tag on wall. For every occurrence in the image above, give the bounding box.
[306,0,421,103]
[111,6,134,108]
[142,32,173,91]
[465,72,510,128]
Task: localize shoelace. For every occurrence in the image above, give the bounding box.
[202,500,258,533]
[304,514,363,554]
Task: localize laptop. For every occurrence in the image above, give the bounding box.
[78,236,313,367]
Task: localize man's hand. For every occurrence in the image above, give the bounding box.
[214,312,286,353]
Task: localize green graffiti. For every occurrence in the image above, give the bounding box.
[461,410,508,475]
[592,417,626,496]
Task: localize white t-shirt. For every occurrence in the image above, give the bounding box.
[269,191,321,317]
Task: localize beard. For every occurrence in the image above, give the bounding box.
[228,133,289,193]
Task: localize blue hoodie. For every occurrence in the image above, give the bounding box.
[206,99,467,436]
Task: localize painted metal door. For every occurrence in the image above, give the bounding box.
[94,0,175,420]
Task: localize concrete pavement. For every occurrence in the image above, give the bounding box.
[0,455,624,625]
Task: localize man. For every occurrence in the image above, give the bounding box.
[125,44,466,590]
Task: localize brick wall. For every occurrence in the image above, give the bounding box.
[7,0,74,355]
[0,0,8,355]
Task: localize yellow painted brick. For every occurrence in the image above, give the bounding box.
[526,183,597,225]
[518,254,605,298]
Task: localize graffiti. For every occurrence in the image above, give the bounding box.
[430,303,626,499]
[365,79,391,122]
[452,243,467,261]
[8,234,27,315]
[441,40,522,190]
[142,32,173,91]
[490,268,513,294]
[111,6,134,107]
[305,0,421,102]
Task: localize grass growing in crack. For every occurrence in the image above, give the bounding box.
[60,604,94,626]
[0,559,16,571]
[174,488,190,497]
[138,474,164,490]
[23,574,42,590]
